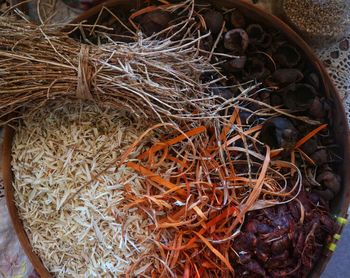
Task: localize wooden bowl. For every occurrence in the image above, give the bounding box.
[3,1,350,277]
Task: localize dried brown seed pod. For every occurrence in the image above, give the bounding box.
[203,9,224,35]
[271,68,304,84]
[282,83,316,111]
[246,24,265,45]
[259,33,273,48]
[223,56,247,72]
[230,9,246,28]
[309,97,325,119]
[307,72,321,90]
[244,57,270,81]
[224,28,249,53]
[138,10,172,36]
[300,138,318,155]
[310,149,328,165]
[274,44,301,67]
[316,171,341,194]
[260,117,298,151]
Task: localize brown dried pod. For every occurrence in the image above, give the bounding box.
[316,171,341,194]
[137,10,172,36]
[260,117,298,151]
[309,97,326,119]
[300,138,318,155]
[282,83,316,111]
[138,10,172,36]
[271,68,303,84]
[199,32,214,52]
[259,33,273,48]
[310,149,328,165]
[224,28,249,53]
[223,56,247,72]
[246,24,265,45]
[274,44,301,67]
[244,57,270,81]
[203,9,224,35]
[230,9,246,28]
[307,72,321,90]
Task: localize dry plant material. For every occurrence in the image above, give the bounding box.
[12,101,157,277]
[109,111,304,277]
[5,0,344,277]
[0,9,221,123]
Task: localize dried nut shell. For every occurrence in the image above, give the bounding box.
[203,9,224,34]
[282,83,316,111]
[230,9,246,28]
[246,24,265,44]
[244,57,270,81]
[275,44,301,67]
[310,149,328,165]
[223,56,247,72]
[224,28,249,53]
[307,72,321,90]
[316,171,341,194]
[271,68,304,84]
[138,10,172,35]
[260,117,298,151]
[309,97,325,119]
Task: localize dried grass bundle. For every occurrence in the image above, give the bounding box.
[0,14,221,123]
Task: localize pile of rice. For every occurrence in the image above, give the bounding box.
[12,102,156,277]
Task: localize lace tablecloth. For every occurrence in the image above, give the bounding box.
[0,1,348,277]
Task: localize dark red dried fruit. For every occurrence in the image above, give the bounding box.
[271,235,290,254]
[314,188,335,202]
[260,117,298,151]
[224,28,249,53]
[203,9,224,35]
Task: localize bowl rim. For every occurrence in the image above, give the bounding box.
[4,1,350,277]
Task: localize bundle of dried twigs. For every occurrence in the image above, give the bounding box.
[0,14,226,123]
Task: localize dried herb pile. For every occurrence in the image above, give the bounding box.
[6,0,345,277]
[13,102,156,276]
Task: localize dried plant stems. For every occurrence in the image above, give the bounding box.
[0,16,222,123]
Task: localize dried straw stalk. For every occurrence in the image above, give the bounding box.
[0,15,222,123]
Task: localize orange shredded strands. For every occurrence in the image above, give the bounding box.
[120,117,302,276]
[295,124,328,148]
[127,161,187,197]
[138,125,206,160]
[194,232,234,272]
